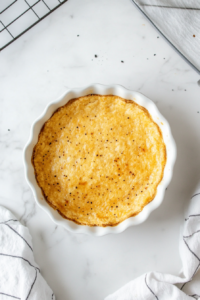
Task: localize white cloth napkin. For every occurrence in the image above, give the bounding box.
[105,182,200,300]
[132,0,200,73]
[0,207,54,300]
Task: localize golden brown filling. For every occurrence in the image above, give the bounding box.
[32,94,166,226]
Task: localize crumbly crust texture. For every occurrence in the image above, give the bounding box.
[32,94,166,226]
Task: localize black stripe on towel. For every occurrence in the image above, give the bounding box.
[183,239,200,261]
[142,4,200,10]
[0,292,20,299]
[25,269,37,300]
[0,219,18,224]
[185,214,200,221]
[189,294,200,299]
[191,193,200,199]
[4,224,33,251]
[181,262,200,290]
[181,236,200,290]
[0,253,40,272]
[183,229,200,239]
[145,274,159,300]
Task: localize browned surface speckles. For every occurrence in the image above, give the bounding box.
[32,94,166,227]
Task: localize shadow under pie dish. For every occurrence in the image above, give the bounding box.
[24,84,176,236]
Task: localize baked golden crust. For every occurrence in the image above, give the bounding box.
[32,94,166,226]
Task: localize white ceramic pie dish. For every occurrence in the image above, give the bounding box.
[24,84,176,236]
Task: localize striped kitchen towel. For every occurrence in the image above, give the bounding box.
[105,182,200,300]
[0,206,54,300]
[132,0,200,73]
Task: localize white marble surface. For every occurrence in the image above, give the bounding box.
[0,0,200,299]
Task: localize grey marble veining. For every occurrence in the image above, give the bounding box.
[0,0,200,299]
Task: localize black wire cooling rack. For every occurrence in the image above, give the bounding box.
[0,0,68,51]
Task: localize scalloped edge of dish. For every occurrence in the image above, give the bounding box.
[23,84,176,236]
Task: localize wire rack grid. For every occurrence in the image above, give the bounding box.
[0,0,68,51]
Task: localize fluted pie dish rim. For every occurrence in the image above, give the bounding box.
[23,84,176,236]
